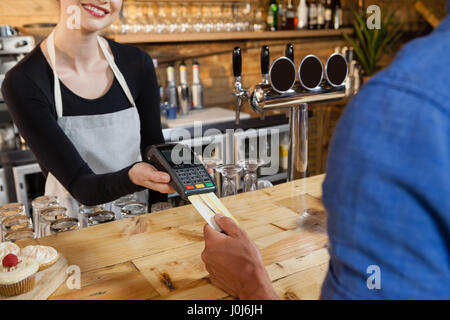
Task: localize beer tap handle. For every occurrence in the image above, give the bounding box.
[233,47,243,125]
[261,45,270,85]
[285,43,294,62]
[233,47,242,79]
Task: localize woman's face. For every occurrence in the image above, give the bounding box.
[60,0,122,33]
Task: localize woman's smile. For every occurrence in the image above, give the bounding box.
[81,3,111,18]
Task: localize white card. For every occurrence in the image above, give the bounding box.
[188,193,239,232]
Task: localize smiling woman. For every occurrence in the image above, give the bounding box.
[1,0,175,217]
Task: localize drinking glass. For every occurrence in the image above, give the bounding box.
[87,211,115,226]
[257,180,274,190]
[150,202,174,213]
[178,3,191,33]
[50,218,79,234]
[168,3,180,33]
[238,159,265,193]
[4,229,35,242]
[144,2,156,33]
[156,2,168,34]
[112,194,136,220]
[216,164,242,197]
[38,206,67,238]
[1,215,32,241]
[192,3,204,33]
[121,200,148,218]
[0,203,26,241]
[32,195,59,238]
[78,204,106,229]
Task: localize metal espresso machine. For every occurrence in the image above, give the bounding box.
[232,44,350,181]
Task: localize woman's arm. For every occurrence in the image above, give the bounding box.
[1,68,157,206]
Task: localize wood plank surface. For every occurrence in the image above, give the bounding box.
[29,174,328,300]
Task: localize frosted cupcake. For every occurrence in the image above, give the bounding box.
[20,245,59,271]
[0,254,39,297]
[0,242,20,261]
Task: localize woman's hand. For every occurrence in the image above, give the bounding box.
[128,162,176,194]
[202,214,280,300]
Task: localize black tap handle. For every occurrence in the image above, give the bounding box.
[261,45,270,75]
[233,47,242,78]
[285,44,294,62]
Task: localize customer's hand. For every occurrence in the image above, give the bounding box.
[202,214,280,300]
[129,162,176,194]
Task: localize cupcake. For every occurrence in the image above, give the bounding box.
[0,242,20,261]
[0,254,39,297]
[20,245,59,271]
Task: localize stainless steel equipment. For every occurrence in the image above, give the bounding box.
[233,44,350,181]
[0,26,35,102]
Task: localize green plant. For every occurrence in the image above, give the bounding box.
[343,8,404,76]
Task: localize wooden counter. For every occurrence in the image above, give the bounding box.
[18,174,329,300]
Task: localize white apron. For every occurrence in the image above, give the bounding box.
[44,30,148,218]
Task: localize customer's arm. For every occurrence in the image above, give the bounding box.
[202,215,280,300]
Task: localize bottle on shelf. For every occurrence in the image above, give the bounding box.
[308,0,318,30]
[285,0,297,30]
[177,61,190,116]
[297,0,309,30]
[324,0,333,29]
[277,0,287,30]
[165,62,178,119]
[317,0,325,29]
[333,0,343,30]
[357,0,365,19]
[266,0,279,31]
[190,60,204,110]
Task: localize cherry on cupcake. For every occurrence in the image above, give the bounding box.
[2,253,18,268]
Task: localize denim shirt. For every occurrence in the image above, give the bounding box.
[321,11,450,299]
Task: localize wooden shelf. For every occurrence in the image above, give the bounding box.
[110,28,353,44]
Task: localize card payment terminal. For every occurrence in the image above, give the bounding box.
[145,143,216,199]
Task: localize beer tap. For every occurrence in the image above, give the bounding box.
[285,43,294,63]
[261,45,270,85]
[232,45,350,181]
[232,47,249,126]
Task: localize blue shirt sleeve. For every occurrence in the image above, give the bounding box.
[320,76,450,299]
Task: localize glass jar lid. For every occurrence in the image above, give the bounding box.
[4,228,35,242]
[32,195,58,209]
[1,214,31,231]
[39,206,67,223]
[88,210,115,224]
[50,218,79,233]
[121,201,147,216]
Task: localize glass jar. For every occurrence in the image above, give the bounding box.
[150,202,174,213]
[0,203,26,241]
[216,164,242,197]
[1,215,33,241]
[112,194,136,220]
[4,228,35,242]
[50,218,79,234]
[38,206,67,238]
[32,195,59,237]
[121,200,147,218]
[87,210,115,226]
[0,203,25,219]
[78,204,106,228]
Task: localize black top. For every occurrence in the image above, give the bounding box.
[1,39,167,206]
